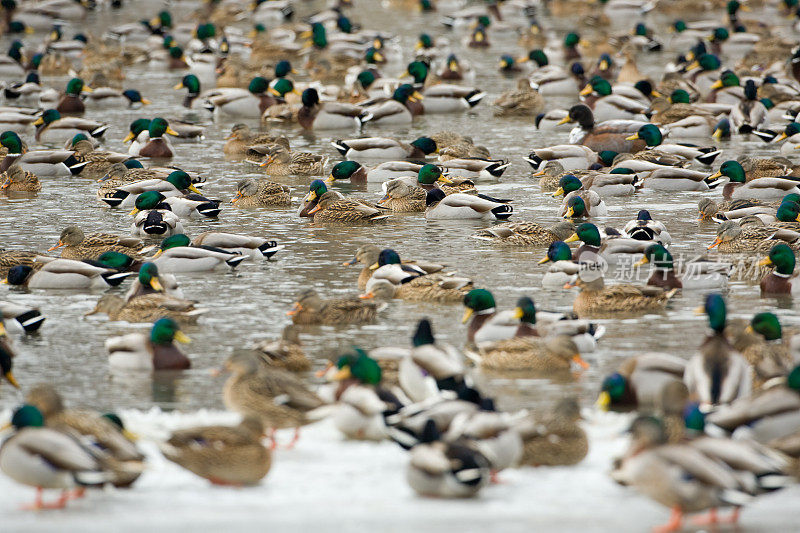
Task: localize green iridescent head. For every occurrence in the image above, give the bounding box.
[407,61,428,84]
[545,241,573,262]
[11,405,44,429]
[330,161,362,181]
[750,312,782,341]
[248,76,269,95]
[642,244,674,270]
[97,251,135,270]
[417,164,442,185]
[410,137,436,155]
[564,196,587,218]
[528,49,548,67]
[634,124,663,147]
[717,160,745,183]
[336,348,382,385]
[572,222,601,246]
[515,296,536,324]
[669,89,691,104]
[148,117,175,138]
[0,131,24,154]
[412,318,435,347]
[764,243,796,276]
[65,77,86,96]
[159,234,191,251]
[564,32,580,48]
[703,293,727,333]
[150,318,184,345]
[555,175,583,195]
[463,289,496,313]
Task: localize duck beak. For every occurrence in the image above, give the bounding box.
[315,361,334,378]
[707,237,722,249]
[268,87,281,97]
[47,240,65,251]
[333,366,352,381]
[557,116,572,125]
[634,256,649,267]
[123,132,135,143]
[438,176,453,184]
[187,184,201,194]
[369,262,379,270]
[512,307,524,319]
[572,354,590,369]
[564,233,579,243]
[563,281,576,289]
[565,207,575,218]
[378,195,389,204]
[553,187,565,197]
[759,256,772,266]
[173,331,191,343]
[291,88,301,95]
[412,91,425,100]
[342,257,358,266]
[358,292,375,299]
[286,302,302,316]
[153,250,163,258]
[710,80,724,90]
[33,117,44,126]
[304,191,317,203]
[173,82,184,90]
[1,179,10,190]
[260,156,274,166]
[651,90,662,98]
[579,84,593,96]
[4,371,19,389]
[712,128,723,139]
[150,278,164,291]
[129,207,140,216]
[324,174,334,185]
[231,191,243,203]
[82,86,93,93]
[140,98,152,105]
[693,306,705,315]
[777,132,788,141]
[308,204,321,214]
[625,133,639,141]
[706,171,723,182]
[538,256,550,264]
[166,127,179,136]
[595,391,611,411]
[532,169,546,176]
[686,60,700,71]
[461,308,474,324]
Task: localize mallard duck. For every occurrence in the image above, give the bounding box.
[105,317,191,370]
[697,197,773,221]
[191,231,283,260]
[69,139,131,180]
[406,420,491,499]
[33,109,108,145]
[144,235,245,272]
[627,124,721,167]
[559,104,646,153]
[253,325,310,373]
[232,178,291,207]
[377,179,426,212]
[55,78,92,115]
[331,136,437,161]
[562,196,589,220]
[206,77,295,119]
[529,62,586,96]
[0,322,18,387]
[99,170,202,209]
[758,244,799,295]
[326,161,368,186]
[221,352,324,440]
[726,314,797,389]
[525,144,598,172]
[516,398,588,466]
[573,169,638,196]
[129,193,185,238]
[360,84,422,125]
[623,210,671,243]
[85,88,150,109]
[287,288,385,325]
[135,118,179,159]
[4,259,130,290]
[121,261,182,301]
[223,123,282,158]
[596,352,687,411]
[0,300,45,333]
[85,293,206,324]
[25,384,144,487]
[0,249,41,278]
[553,175,608,217]
[730,80,768,134]
[0,404,116,510]
[684,294,751,408]
[707,363,800,456]
[161,416,271,486]
[474,334,587,374]
[707,161,800,200]
[611,415,789,533]
[308,190,390,224]
[361,257,472,304]
[708,221,800,253]
[579,77,648,122]
[492,78,544,117]
[259,148,327,176]
[0,131,85,176]
[635,244,729,291]
[342,244,445,290]
[298,88,372,130]
[472,220,574,246]
[563,270,677,318]
[425,189,513,220]
[0,165,39,193]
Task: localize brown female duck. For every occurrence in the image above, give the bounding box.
[231,178,291,207]
[253,325,311,373]
[287,288,384,325]
[0,165,40,193]
[48,225,144,260]
[559,104,646,153]
[564,271,677,318]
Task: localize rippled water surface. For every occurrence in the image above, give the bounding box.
[0,0,797,417]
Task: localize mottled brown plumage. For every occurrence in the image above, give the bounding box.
[517,398,588,466]
[568,275,676,318]
[232,178,291,207]
[86,294,205,325]
[50,225,144,261]
[287,288,383,325]
[472,221,575,246]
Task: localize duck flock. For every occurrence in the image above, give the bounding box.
[2,0,800,530]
